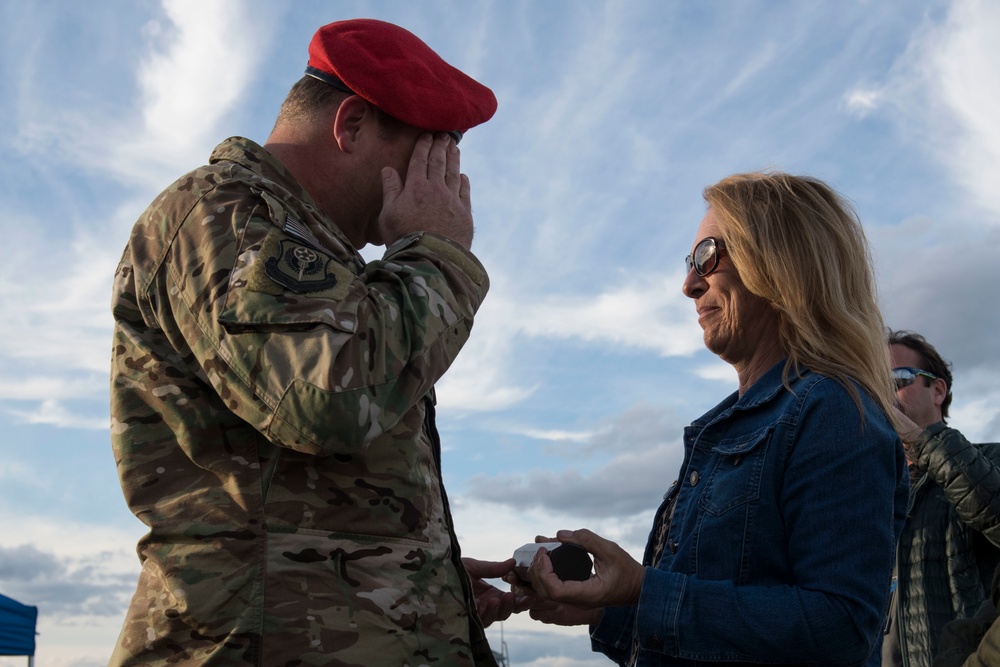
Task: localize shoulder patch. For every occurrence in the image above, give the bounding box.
[247,229,352,299]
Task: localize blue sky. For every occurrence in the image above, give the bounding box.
[1,1,999,665]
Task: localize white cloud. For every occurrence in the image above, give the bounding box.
[927,0,1000,215]
[8,2,999,663]
[438,275,703,413]
[950,394,1000,443]
[0,513,141,667]
[468,440,680,520]
[878,0,1000,219]
[464,402,686,520]
[436,299,539,412]
[0,228,121,429]
[516,279,701,356]
[0,377,105,402]
[110,0,271,187]
[9,1,273,194]
[0,236,116,373]
[844,87,883,115]
[0,511,142,615]
[0,0,277,432]
[506,427,598,443]
[0,461,36,485]
[694,361,738,384]
[3,399,108,430]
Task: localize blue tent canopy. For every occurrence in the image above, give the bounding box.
[0,593,37,656]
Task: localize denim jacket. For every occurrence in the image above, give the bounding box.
[591,361,909,666]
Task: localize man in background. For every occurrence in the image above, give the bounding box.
[110,18,505,666]
[882,330,1000,667]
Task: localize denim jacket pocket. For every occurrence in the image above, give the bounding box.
[699,427,771,516]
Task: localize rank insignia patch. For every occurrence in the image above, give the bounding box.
[264,237,339,293]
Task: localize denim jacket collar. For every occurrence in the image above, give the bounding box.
[692,358,793,429]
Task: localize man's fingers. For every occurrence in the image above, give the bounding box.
[444,140,462,194]
[405,133,434,181]
[381,167,402,206]
[465,557,515,579]
[425,133,450,181]
[379,132,473,248]
[459,174,472,211]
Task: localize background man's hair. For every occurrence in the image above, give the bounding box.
[887,328,954,420]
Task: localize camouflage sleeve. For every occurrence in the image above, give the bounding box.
[136,178,489,456]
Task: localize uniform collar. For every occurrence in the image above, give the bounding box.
[209,136,321,212]
[208,136,362,264]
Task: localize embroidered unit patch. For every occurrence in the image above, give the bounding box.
[264,237,340,293]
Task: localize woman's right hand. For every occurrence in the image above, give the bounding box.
[525,529,644,609]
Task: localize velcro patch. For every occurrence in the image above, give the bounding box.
[418,235,487,286]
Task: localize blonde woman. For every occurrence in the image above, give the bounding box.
[511,172,908,667]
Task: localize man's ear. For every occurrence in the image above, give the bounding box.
[332,95,372,153]
[930,377,948,409]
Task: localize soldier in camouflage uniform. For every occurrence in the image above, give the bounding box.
[109,19,504,666]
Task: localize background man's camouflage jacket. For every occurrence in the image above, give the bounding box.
[109,137,495,666]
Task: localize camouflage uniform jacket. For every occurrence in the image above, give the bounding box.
[109,136,495,666]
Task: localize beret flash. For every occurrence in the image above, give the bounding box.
[305,18,497,143]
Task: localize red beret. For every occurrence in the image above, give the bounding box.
[305,19,497,143]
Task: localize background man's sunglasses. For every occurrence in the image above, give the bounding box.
[892,366,938,390]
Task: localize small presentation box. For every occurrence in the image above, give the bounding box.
[512,542,593,582]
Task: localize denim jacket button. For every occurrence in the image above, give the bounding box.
[689,470,700,486]
[668,539,678,554]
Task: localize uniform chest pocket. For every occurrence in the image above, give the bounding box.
[698,427,771,516]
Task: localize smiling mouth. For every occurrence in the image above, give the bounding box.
[697,305,718,318]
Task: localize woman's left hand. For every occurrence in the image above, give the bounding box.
[526,528,644,609]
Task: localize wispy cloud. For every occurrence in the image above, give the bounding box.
[694,361,738,384]
[844,88,883,116]
[438,276,702,414]
[515,279,701,356]
[5,3,1000,663]
[466,403,686,517]
[109,0,272,188]
[3,399,108,430]
[504,427,598,443]
[923,0,1000,216]
[723,40,779,98]
[0,0,276,432]
[864,0,1000,219]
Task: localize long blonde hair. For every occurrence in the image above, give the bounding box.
[704,171,896,421]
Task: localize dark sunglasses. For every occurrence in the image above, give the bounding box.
[892,366,938,390]
[685,237,727,277]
